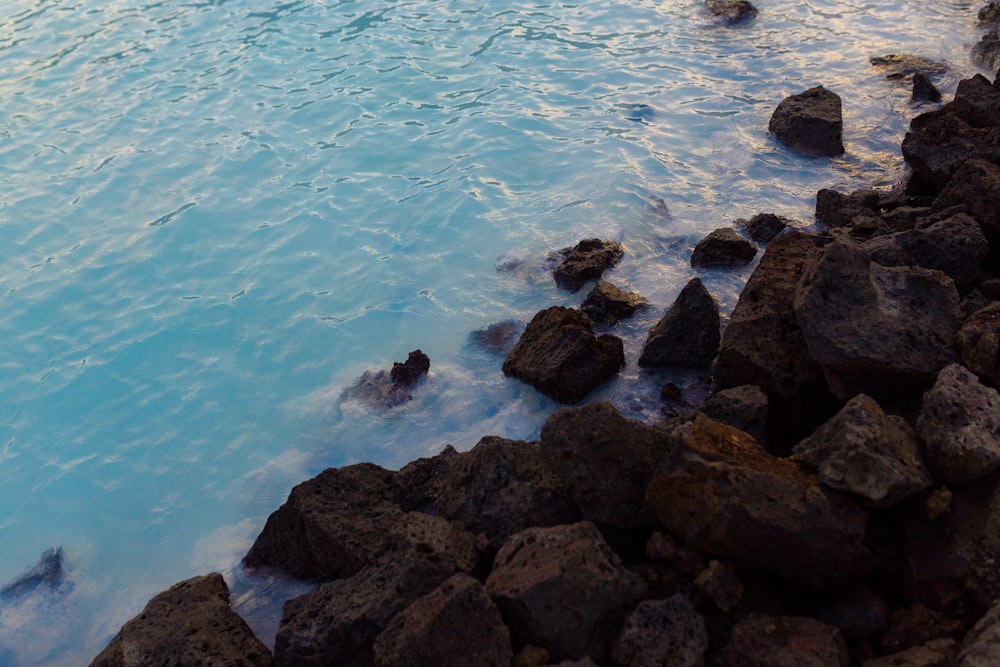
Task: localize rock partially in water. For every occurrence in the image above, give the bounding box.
[552,239,624,292]
[769,86,845,156]
[467,320,525,356]
[580,280,647,325]
[704,0,758,26]
[341,349,430,409]
[973,24,1000,71]
[738,212,794,243]
[638,277,721,369]
[912,72,943,103]
[389,349,429,387]
[869,53,949,80]
[0,546,65,601]
[690,227,757,267]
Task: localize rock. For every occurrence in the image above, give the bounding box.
[393,444,460,513]
[434,436,579,552]
[862,213,988,293]
[863,639,959,667]
[610,595,708,667]
[712,614,850,667]
[502,306,624,404]
[390,349,429,387]
[243,463,478,580]
[645,531,707,576]
[791,394,932,508]
[879,604,964,655]
[701,384,769,442]
[638,278,721,368]
[912,72,942,103]
[372,574,512,667]
[89,573,273,667]
[957,303,1000,386]
[274,552,459,667]
[950,73,1000,129]
[485,521,647,663]
[815,188,882,229]
[704,0,758,25]
[932,159,1000,269]
[916,363,1000,483]
[0,547,65,600]
[814,586,889,642]
[342,351,430,409]
[869,54,950,80]
[769,86,845,156]
[552,239,624,292]
[739,212,792,243]
[539,401,675,531]
[467,320,526,356]
[980,2,1000,23]
[958,598,1000,666]
[646,414,872,590]
[580,280,647,325]
[972,24,1000,71]
[695,560,744,612]
[793,235,960,400]
[690,228,757,267]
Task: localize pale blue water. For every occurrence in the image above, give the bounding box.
[0,0,988,663]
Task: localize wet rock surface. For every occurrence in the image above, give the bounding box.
[580,279,647,325]
[638,277,721,368]
[552,238,624,292]
[769,85,845,156]
[704,0,758,25]
[690,227,757,267]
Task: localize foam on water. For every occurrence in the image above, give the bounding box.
[0,0,990,663]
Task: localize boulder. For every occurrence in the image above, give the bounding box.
[739,212,792,243]
[791,394,932,508]
[980,2,1000,22]
[972,24,1000,72]
[862,213,988,293]
[912,72,942,103]
[502,306,625,404]
[552,239,624,292]
[580,280,647,325]
[863,639,959,667]
[89,573,273,667]
[700,384,769,442]
[793,235,960,400]
[712,614,850,667]
[916,363,1000,483]
[815,188,882,229]
[690,228,757,267]
[957,303,1000,386]
[879,604,963,655]
[694,560,744,612]
[931,159,1000,268]
[902,99,1000,193]
[958,598,1000,666]
[647,414,872,590]
[704,0,758,25]
[390,349,429,387]
[638,277,721,368]
[484,522,647,663]
[393,444,459,513]
[434,436,579,552]
[610,595,708,667]
[341,350,430,410]
[768,86,845,156]
[539,401,675,531]
[372,574,512,667]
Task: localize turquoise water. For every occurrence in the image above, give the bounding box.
[0,0,987,663]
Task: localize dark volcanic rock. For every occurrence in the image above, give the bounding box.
[932,159,1000,268]
[467,320,526,357]
[690,228,757,267]
[372,574,512,667]
[973,24,1000,71]
[913,72,943,102]
[610,595,708,667]
[768,86,845,156]
[646,414,872,590]
[960,598,1000,666]
[0,546,65,600]
[638,277,721,369]
[342,350,430,409]
[502,306,624,404]
[815,188,882,229]
[704,0,758,25]
[957,303,1000,386]
[89,573,273,667]
[539,401,675,531]
[865,639,959,667]
[389,349,429,387]
[879,604,963,655]
[552,239,624,292]
[739,212,792,243]
[869,54,949,80]
[701,384,769,442]
[580,280,647,325]
[484,521,647,663]
[712,614,850,667]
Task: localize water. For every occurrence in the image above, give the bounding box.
[0,0,989,663]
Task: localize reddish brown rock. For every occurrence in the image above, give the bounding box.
[713,614,849,666]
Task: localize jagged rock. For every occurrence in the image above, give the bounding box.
[704,0,758,25]
[552,239,624,292]
[485,522,647,663]
[89,573,273,667]
[646,414,872,590]
[912,72,942,103]
[393,444,460,513]
[932,159,1000,269]
[879,604,964,655]
[957,303,1000,386]
[862,213,987,293]
[739,212,792,242]
[390,349,429,387]
[712,614,850,666]
[793,235,960,400]
[0,547,65,600]
[539,401,675,531]
[959,598,1000,666]
[864,639,959,667]
[342,350,430,409]
[274,552,460,667]
[467,320,526,357]
[434,436,579,552]
[580,280,647,325]
[695,560,744,612]
[638,278,721,368]
[917,363,1000,483]
[690,228,757,267]
[372,574,512,667]
[701,384,769,442]
[980,2,1000,23]
[769,86,845,156]
[502,306,624,404]
[610,595,708,667]
[243,463,478,580]
[791,394,932,508]
[816,188,882,229]
[973,24,1000,71]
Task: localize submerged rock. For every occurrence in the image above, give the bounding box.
[342,349,430,409]
[0,546,65,601]
[704,0,758,25]
[467,320,526,356]
[638,277,721,369]
[580,279,647,325]
[769,86,845,156]
[552,239,624,292]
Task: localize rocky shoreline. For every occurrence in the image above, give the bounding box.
[89,5,1000,667]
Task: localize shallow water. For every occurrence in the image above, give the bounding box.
[0,0,991,663]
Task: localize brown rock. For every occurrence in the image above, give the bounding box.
[610,595,708,667]
[768,86,845,156]
[958,598,1000,666]
[638,277,721,368]
[552,239,624,292]
[580,280,647,325]
[863,639,959,667]
[712,614,850,667]
[695,560,744,612]
[957,303,1000,386]
[690,227,757,267]
[879,604,963,655]
[932,159,1000,269]
[902,105,1000,193]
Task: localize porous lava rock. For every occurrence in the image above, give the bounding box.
[610,595,708,667]
[704,0,758,25]
[690,227,757,267]
[864,639,959,667]
[700,384,769,442]
[580,279,647,325]
[913,72,943,102]
[89,573,273,667]
[502,306,624,404]
[957,302,1000,386]
[342,350,430,409]
[484,521,646,663]
[931,159,1000,268]
[739,212,792,243]
[552,239,624,292]
[712,614,850,667]
[768,86,845,156]
[638,277,721,368]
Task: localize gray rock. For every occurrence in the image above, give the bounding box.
[704,0,758,25]
[932,159,1000,269]
[791,394,932,508]
[958,598,1000,666]
[580,280,647,325]
[863,639,959,667]
[485,522,646,663]
[89,573,273,667]
[815,188,881,229]
[701,384,768,442]
[712,614,850,667]
[917,363,1000,483]
[690,228,757,267]
[973,24,1000,72]
[793,235,960,400]
[957,303,1000,386]
[869,54,950,80]
[739,212,792,243]
[372,574,512,667]
[912,72,942,103]
[638,278,721,368]
[610,596,708,667]
[502,306,625,404]
[552,239,624,292]
[769,86,845,156]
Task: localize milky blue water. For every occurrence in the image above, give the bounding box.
[0,0,990,663]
